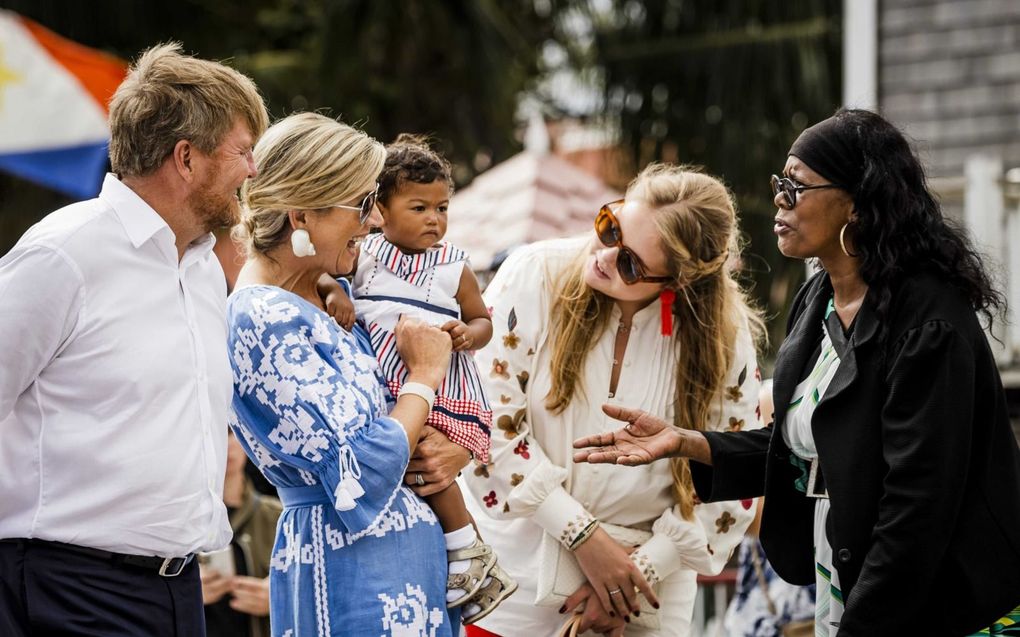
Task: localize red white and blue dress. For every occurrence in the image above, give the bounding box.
[353,234,492,462]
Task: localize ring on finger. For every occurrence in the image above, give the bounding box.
[414,472,425,486]
[608,588,623,595]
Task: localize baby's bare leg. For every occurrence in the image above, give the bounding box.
[425,480,473,532]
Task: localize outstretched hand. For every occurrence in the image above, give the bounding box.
[572,404,680,466]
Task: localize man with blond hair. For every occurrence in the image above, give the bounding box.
[0,43,268,636]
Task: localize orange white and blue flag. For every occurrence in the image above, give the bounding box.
[0,11,126,198]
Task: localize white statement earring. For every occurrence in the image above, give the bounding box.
[290,228,316,257]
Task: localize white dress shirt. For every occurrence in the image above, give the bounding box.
[0,174,232,558]
[461,237,761,636]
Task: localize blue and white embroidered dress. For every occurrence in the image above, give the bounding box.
[227,285,456,637]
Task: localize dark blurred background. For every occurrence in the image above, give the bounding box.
[0,0,846,359]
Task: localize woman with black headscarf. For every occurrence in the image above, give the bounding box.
[573,109,1020,636]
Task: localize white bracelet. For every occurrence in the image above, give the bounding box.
[398,382,436,411]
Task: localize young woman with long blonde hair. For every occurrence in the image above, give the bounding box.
[463,163,765,636]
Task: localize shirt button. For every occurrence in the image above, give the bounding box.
[837,548,852,563]
[583,501,591,508]
[625,361,632,368]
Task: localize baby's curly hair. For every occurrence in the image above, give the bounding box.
[378,134,453,204]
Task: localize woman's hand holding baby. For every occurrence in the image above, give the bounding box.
[396,316,452,390]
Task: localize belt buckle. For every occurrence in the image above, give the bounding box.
[806,458,829,499]
[158,556,188,577]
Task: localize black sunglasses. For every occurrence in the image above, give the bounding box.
[595,201,672,285]
[329,183,379,225]
[770,174,839,208]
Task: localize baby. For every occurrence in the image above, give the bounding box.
[333,135,515,625]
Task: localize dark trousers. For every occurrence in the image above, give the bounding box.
[0,539,206,637]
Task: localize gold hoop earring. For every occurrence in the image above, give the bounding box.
[839,223,857,258]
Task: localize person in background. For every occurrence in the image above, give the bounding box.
[462,163,765,636]
[0,44,267,636]
[574,109,1020,636]
[202,430,282,637]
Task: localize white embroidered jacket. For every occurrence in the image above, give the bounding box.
[463,238,761,591]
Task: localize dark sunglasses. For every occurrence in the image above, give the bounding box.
[329,183,379,225]
[770,174,839,208]
[595,201,672,285]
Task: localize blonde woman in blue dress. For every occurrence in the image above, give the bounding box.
[228,113,460,636]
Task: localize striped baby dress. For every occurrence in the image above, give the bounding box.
[353,234,491,462]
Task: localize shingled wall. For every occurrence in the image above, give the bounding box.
[879,0,1020,178]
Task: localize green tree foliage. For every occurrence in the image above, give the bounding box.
[1,0,555,178]
[552,0,843,350]
[0,0,556,251]
[1,1,843,350]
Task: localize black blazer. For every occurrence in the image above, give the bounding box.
[691,271,1020,636]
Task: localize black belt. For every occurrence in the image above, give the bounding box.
[11,539,195,577]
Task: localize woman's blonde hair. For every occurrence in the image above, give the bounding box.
[234,112,386,256]
[546,163,765,518]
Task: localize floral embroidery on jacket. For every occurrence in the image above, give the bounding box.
[513,440,530,460]
[632,550,661,585]
[725,366,748,402]
[483,491,498,508]
[502,309,521,349]
[491,359,510,380]
[499,394,511,404]
[496,409,526,439]
[560,514,596,545]
[473,462,491,478]
[716,511,736,533]
[516,370,529,393]
[729,417,744,431]
[510,473,524,486]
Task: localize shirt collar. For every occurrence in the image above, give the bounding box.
[181,232,217,267]
[98,173,172,249]
[609,295,661,330]
[98,173,217,260]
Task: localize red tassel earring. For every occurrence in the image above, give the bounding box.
[660,288,676,336]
